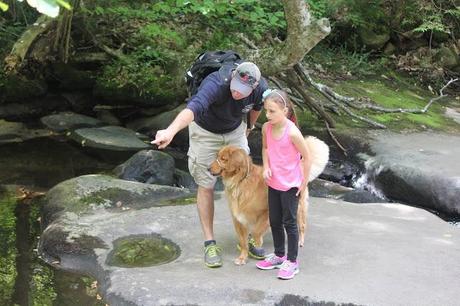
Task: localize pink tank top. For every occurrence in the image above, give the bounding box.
[266,120,303,191]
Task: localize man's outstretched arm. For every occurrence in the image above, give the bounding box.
[151,108,194,149]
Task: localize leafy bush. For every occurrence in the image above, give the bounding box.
[306,43,389,77]
[83,0,289,101]
[307,0,459,50]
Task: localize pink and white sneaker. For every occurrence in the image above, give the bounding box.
[277,260,299,280]
[256,254,287,270]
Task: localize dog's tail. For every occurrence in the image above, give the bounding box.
[305,136,329,182]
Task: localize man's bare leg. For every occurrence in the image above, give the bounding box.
[197,186,222,267]
[196,186,214,241]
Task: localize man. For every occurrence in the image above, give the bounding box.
[152,62,268,268]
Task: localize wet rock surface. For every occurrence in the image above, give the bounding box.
[114,150,175,186]
[0,119,50,144]
[38,174,460,306]
[40,111,104,133]
[70,126,150,151]
[363,131,460,218]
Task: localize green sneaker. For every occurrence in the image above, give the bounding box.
[204,243,223,268]
[237,237,265,260]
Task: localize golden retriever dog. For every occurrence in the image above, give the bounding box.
[209,136,329,265]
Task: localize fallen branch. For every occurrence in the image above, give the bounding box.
[294,63,386,129]
[296,63,459,117]
[283,69,336,128]
[325,120,347,156]
[295,63,355,104]
[422,78,458,113]
[352,98,425,113]
[93,41,126,60]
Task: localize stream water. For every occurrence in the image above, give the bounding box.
[0,137,115,306]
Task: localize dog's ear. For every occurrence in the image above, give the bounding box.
[231,149,251,175]
[219,147,240,174]
[232,149,247,167]
[218,148,235,172]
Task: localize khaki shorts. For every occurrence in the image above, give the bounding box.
[188,121,249,189]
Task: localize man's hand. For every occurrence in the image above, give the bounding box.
[151,129,174,149]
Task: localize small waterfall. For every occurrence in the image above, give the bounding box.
[352,156,387,200]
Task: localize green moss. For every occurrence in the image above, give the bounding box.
[157,196,197,206]
[0,189,17,305]
[106,235,180,268]
[331,77,460,132]
[79,187,129,209]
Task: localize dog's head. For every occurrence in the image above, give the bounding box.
[209,145,251,180]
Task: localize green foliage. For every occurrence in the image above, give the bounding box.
[98,54,178,101]
[307,0,459,51]
[0,190,17,305]
[83,0,287,102]
[306,0,329,19]
[306,44,388,77]
[139,24,186,50]
[0,2,38,58]
[29,204,57,306]
[30,264,57,306]
[316,0,387,30]
[412,2,459,35]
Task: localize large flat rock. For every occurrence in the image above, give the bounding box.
[364,131,460,216]
[48,193,460,306]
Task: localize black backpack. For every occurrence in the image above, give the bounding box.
[185,50,243,96]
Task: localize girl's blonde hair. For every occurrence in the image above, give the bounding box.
[263,89,298,126]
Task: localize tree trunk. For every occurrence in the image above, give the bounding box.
[247,0,331,76]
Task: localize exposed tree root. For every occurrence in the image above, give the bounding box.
[4,15,54,74]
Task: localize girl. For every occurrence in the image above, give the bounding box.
[256,89,311,280]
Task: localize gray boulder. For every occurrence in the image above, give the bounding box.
[41,111,104,133]
[363,131,460,217]
[39,174,193,263]
[435,46,459,69]
[174,168,198,190]
[0,119,49,144]
[359,28,390,50]
[70,126,150,151]
[0,94,69,121]
[114,150,175,186]
[95,109,122,126]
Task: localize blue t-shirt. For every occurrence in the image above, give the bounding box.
[186,70,268,134]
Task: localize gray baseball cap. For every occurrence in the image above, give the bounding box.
[230,62,261,96]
